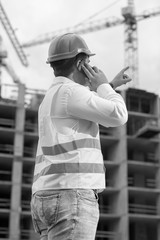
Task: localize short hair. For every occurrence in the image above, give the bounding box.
[50,53,88,77]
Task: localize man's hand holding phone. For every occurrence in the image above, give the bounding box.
[82,62,109,92]
[81,62,132,91]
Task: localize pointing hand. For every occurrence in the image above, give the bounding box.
[110,66,132,89]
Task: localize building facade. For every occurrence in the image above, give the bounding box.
[0,83,160,240]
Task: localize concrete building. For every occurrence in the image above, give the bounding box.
[0,83,160,240]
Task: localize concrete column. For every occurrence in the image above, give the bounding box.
[156,97,160,240]
[111,90,129,240]
[9,84,25,240]
[156,162,160,240]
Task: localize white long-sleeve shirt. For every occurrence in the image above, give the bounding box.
[47,76,128,136]
[32,76,128,193]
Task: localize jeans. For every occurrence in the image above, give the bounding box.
[31,189,99,240]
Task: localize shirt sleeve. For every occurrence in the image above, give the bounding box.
[64,83,128,128]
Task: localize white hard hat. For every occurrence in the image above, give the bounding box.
[46,33,95,63]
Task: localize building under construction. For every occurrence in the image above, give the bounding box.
[0,83,160,240]
[0,0,160,239]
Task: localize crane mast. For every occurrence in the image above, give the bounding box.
[0,1,28,67]
[122,0,138,87]
[0,1,26,97]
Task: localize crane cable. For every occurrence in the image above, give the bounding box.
[74,0,123,27]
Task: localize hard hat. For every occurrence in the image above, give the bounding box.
[46,33,95,63]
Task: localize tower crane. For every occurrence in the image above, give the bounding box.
[0,1,28,97]
[22,0,160,88]
[0,37,21,98]
[0,1,28,67]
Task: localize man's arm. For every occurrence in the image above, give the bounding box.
[65,83,128,128]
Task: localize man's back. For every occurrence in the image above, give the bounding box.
[32,76,106,194]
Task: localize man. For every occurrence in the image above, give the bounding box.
[31,33,131,240]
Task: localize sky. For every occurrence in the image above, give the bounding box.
[0,0,160,94]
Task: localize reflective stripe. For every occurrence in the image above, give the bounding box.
[42,138,100,156]
[34,162,104,182]
[36,151,78,164]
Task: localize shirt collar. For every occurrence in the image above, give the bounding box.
[48,76,73,90]
[53,76,73,84]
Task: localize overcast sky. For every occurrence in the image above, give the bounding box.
[0,0,160,94]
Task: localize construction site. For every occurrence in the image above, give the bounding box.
[0,0,160,240]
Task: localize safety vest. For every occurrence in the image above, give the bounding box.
[32,81,106,194]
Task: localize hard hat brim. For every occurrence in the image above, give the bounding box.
[46,49,95,64]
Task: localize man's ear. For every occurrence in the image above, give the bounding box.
[77,60,82,71]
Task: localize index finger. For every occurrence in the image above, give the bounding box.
[121,66,129,73]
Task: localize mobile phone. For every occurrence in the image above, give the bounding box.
[77,59,86,71]
[77,59,93,79]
